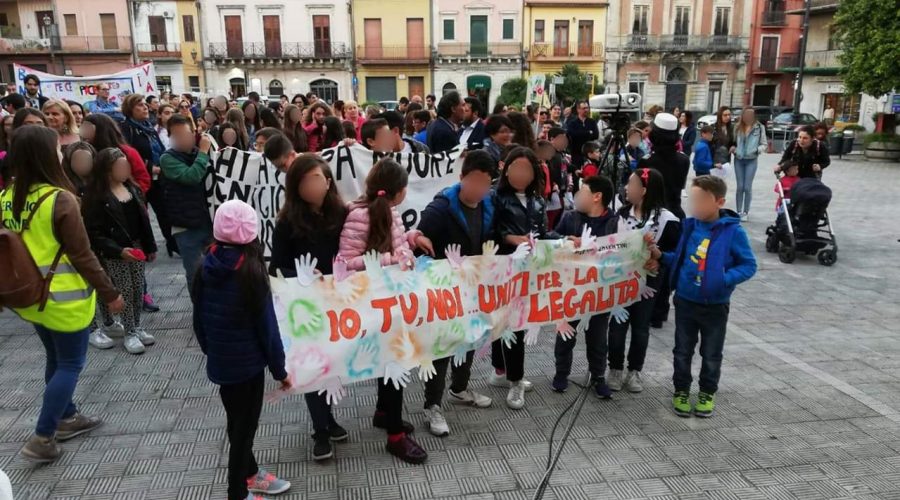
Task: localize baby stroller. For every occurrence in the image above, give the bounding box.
[765,174,838,266]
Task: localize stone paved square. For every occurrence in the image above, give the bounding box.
[3,154,900,499]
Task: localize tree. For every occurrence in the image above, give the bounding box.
[498,78,528,109]
[833,0,900,97]
[549,64,604,106]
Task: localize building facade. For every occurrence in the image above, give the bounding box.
[131,0,205,95]
[605,0,752,115]
[200,0,352,101]
[432,0,523,111]
[0,0,134,83]
[522,0,607,94]
[744,0,802,109]
[352,0,431,103]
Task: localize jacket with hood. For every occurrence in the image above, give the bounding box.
[192,244,287,385]
[82,182,158,260]
[734,121,768,160]
[418,183,494,259]
[693,139,714,175]
[159,147,211,229]
[661,209,757,305]
[338,201,421,271]
[554,208,617,239]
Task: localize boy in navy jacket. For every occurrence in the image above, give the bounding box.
[552,175,618,398]
[651,175,756,418]
[692,125,715,176]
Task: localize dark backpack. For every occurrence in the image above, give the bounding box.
[0,189,65,310]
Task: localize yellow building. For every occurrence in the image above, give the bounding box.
[175,0,204,93]
[132,0,205,94]
[352,0,431,103]
[522,0,607,85]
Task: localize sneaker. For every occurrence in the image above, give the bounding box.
[489,372,534,392]
[130,328,156,346]
[385,434,428,464]
[56,413,102,441]
[607,369,624,391]
[506,382,526,410]
[20,434,60,463]
[694,392,716,418]
[594,378,613,399]
[672,391,692,418]
[247,468,291,494]
[123,334,146,355]
[372,414,414,434]
[88,327,115,349]
[423,405,449,437]
[105,321,125,338]
[448,389,492,408]
[142,293,160,313]
[244,494,270,500]
[624,370,644,393]
[312,433,333,461]
[328,424,349,442]
[740,213,749,223]
[551,374,568,393]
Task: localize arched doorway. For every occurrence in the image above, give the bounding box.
[664,67,688,111]
[442,82,457,95]
[309,79,338,104]
[229,77,246,98]
[268,79,284,96]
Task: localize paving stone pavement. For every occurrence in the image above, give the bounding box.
[3,153,900,500]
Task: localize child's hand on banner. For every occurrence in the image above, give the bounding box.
[557,322,576,341]
[317,377,345,405]
[418,359,437,382]
[332,257,354,282]
[294,255,321,287]
[524,324,542,346]
[579,226,598,251]
[500,329,517,349]
[482,240,498,257]
[610,306,630,324]
[446,244,465,269]
[384,362,411,390]
[640,285,657,300]
[511,242,532,260]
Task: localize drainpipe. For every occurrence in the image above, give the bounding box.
[195,1,209,95]
[792,0,812,119]
[348,0,357,101]
[428,0,434,96]
[127,0,139,64]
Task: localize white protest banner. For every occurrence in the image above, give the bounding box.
[13,63,157,105]
[206,144,464,257]
[271,231,651,398]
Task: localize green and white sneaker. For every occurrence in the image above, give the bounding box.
[694,392,715,418]
[672,391,692,418]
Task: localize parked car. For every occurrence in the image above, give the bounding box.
[697,114,717,128]
[769,112,819,137]
[378,100,399,111]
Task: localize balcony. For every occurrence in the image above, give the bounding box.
[613,35,747,53]
[436,42,521,61]
[528,42,604,61]
[0,35,132,55]
[356,45,430,64]
[137,43,181,59]
[754,56,782,73]
[785,0,840,14]
[207,42,351,61]
[761,9,787,26]
[777,50,842,74]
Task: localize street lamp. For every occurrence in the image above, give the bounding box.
[43,14,56,71]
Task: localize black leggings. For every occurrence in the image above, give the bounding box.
[375,378,405,434]
[491,331,525,382]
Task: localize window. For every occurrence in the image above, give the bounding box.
[313,15,331,57]
[632,5,649,35]
[534,20,544,43]
[442,82,457,94]
[827,24,840,50]
[148,16,167,47]
[553,20,569,56]
[36,11,53,38]
[268,79,284,96]
[182,15,195,42]
[310,79,338,104]
[443,19,454,41]
[714,7,730,36]
[674,7,690,36]
[0,13,7,27]
[577,21,593,56]
[188,75,200,92]
[628,81,645,99]
[63,14,77,35]
[100,13,118,49]
[156,76,172,93]
[502,18,514,40]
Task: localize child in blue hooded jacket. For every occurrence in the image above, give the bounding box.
[650,175,756,419]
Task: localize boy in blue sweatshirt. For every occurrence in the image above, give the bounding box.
[650,175,756,418]
[552,175,618,399]
[692,125,715,176]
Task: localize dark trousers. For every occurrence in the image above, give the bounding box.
[423,351,474,408]
[608,297,654,372]
[375,378,405,434]
[554,314,609,380]
[219,372,264,500]
[652,267,673,323]
[491,331,525,382]
[147,183,177,254]
[305,392,338,435]
[672,297,730,394]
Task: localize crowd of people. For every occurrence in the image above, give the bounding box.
[12,75,855,500]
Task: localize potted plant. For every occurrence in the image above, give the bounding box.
[864,133,900,161]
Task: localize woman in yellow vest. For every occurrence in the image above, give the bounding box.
[0,126,123,463]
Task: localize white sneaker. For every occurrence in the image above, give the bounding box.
[506,382,526,410]
[489,372,534,392]
[740,213,749,222]
[130,328,156,346]
[624,370,644,393]
[88,328,115,350]
[448,389,492,408]
[123,334,145,355]
[423,405,449,437]
[105,321,125,338]
[607,369,624,392]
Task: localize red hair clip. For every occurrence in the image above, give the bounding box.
[377,190,387,197]
[640,168,650,182]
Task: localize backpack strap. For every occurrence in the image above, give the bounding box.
[9,188,66,311]
[18,188,60,232]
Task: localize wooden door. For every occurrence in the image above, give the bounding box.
[364,18,382,59]
[407,18,424,58]
[553,20,568,57]
[100,13,118,50]
[263,15,281,57]
[470,16,487,56]
[760,36,778,71]
[313,15,331,57]
[148,16,167,49]
[225,15,243,57]
[577,20,592,56]
[408,76,424,99]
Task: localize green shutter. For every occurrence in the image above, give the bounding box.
[443,19,454,40]
[503,19,514,40]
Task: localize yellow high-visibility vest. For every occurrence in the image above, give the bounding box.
[1,183,96,332]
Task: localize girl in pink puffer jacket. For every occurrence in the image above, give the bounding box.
[337,157,434,464]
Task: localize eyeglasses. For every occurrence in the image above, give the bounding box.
[180,104,191,109]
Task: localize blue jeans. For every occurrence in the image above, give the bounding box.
[672,297,730,394]
[173,225,213,289]
[34,325,89,437]
[733,157,759,214]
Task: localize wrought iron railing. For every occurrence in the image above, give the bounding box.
[207,41,351,59]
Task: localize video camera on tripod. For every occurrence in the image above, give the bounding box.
[586,93,642,208]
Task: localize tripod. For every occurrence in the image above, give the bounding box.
[597,126,633,212]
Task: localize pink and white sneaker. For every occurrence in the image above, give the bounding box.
[247,469,291,495]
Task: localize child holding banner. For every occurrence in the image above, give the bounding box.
[416,149,497,437]
[269,155,350,462]
[338,158,434,464]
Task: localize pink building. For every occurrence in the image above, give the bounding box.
[744,0,802,109]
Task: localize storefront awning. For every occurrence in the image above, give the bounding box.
[467,75,491,90]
